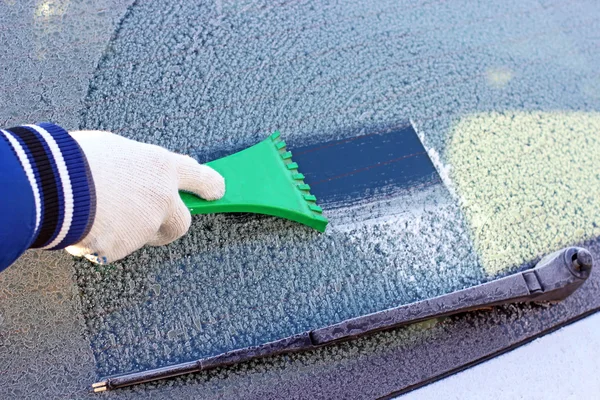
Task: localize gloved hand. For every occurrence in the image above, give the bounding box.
[66,130,225,264]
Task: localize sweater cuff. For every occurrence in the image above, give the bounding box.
[1,122,96,249]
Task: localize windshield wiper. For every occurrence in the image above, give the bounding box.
[93,246,593,392]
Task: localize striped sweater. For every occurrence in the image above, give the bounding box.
[0,122,96,272]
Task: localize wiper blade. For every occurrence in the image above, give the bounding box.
[93,246,593,392]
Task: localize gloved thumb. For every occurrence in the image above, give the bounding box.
[174,154,225,200]
[148,197,192,246]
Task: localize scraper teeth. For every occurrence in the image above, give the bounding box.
[270,131,281,140]
[271,131,325,219]
[309,204,323,213]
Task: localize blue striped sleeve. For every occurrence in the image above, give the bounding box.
[0,132,37,271]
[0,123,96,272]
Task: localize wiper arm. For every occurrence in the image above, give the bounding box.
[93,246,593,392]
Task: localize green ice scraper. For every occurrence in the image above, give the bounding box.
[180,132,328,232]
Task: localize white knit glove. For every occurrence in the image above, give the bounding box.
[65,130,225,264]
